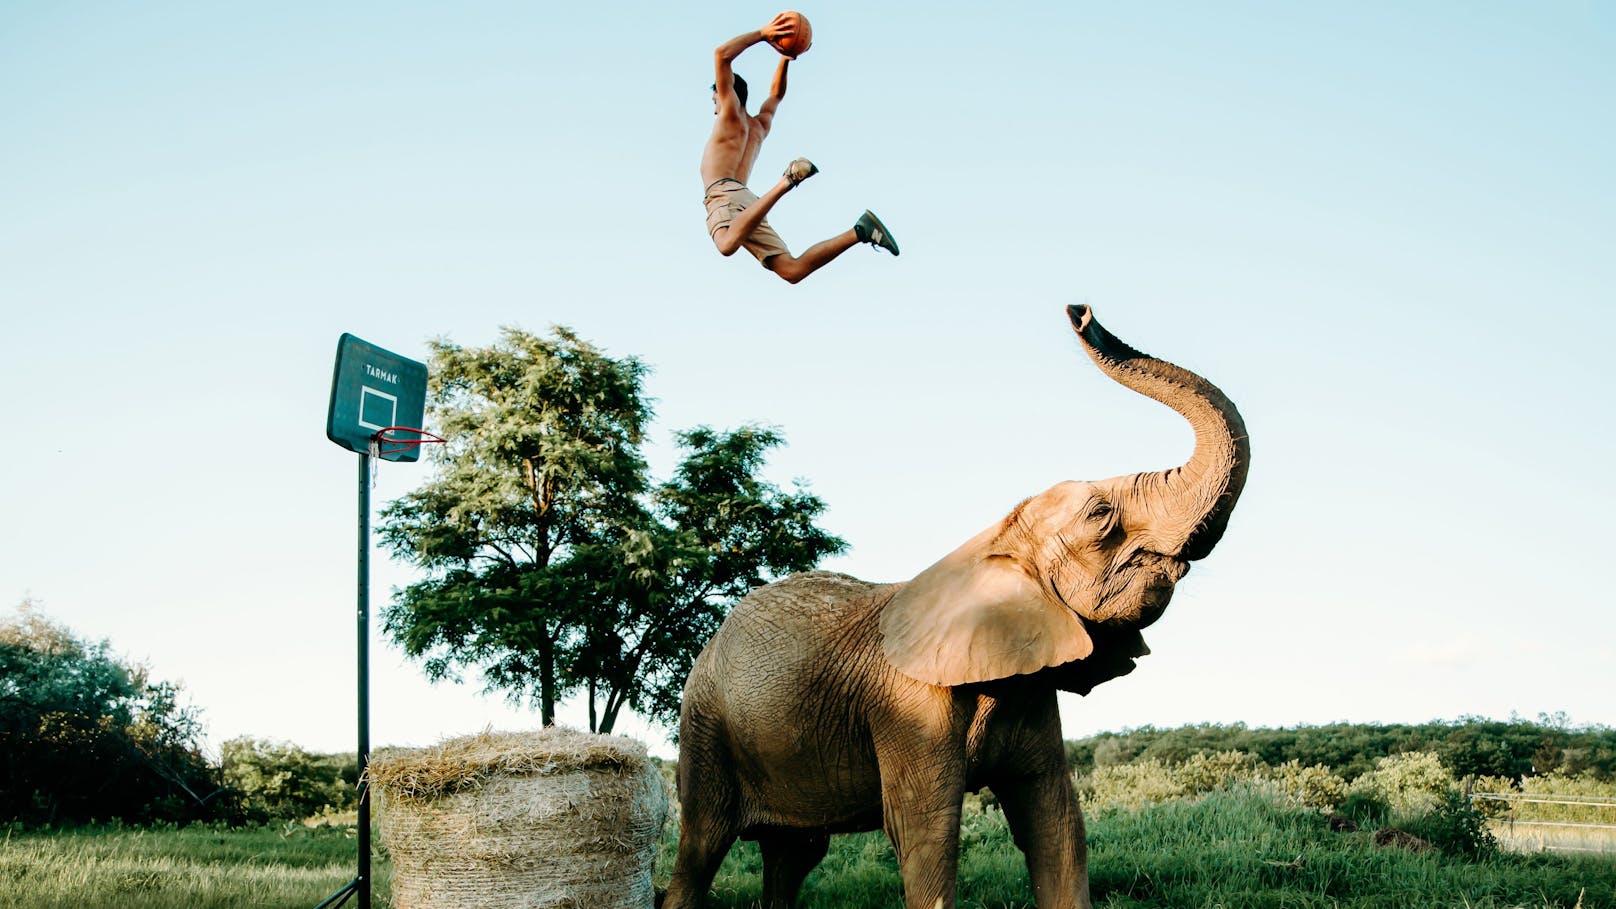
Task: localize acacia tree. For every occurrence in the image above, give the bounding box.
[379,329,844,733]
[379,327,651,726]
[564,425,845,731]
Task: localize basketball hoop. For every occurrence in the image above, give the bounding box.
[368,426,446,459]
[322,334,437,909]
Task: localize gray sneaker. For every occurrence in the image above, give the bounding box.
[784,157,818,187]
[854,210,899,256]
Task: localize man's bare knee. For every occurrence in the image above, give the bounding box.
[713,228,743,257]
[768,255,807,284]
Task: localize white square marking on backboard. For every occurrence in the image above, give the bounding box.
[358,386,399,432]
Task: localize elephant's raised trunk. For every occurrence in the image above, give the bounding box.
[1069,305,1249,561]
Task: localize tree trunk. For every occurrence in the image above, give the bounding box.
[538,628,556,726]
[588,677,598,733]
[600,686,625,735]
[526,454,559,727]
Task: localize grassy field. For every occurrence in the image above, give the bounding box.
[0,822,389,909]
[4,791,1611,908]
[672,791,1613,908]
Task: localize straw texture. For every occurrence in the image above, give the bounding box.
[372,728,669,909]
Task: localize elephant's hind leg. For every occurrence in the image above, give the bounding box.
[663,804,740,909]
[759,829,831,908]
[664,724,744,908]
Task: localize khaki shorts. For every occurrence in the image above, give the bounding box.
[704,178,790,264]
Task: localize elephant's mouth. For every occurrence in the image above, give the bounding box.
[1133,578,1175,626]
[1091,555,1187,628]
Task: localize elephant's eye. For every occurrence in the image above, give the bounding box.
[1086,501,1113,521]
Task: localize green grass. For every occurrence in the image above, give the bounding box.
[5,792,1610,908]
[1085,791,1606,908]
[658,790,1613,908]
[0,822,391,909]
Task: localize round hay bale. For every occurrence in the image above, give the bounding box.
[369,727,669,909]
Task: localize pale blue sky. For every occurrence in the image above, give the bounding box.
[3,2,1612,756]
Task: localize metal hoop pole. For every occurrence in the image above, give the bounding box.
[321,453,372,909]
[356,451,372,908]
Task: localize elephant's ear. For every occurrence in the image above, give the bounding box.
[879,526,1093,686]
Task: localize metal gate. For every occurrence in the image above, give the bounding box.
[1470,791,1616,855]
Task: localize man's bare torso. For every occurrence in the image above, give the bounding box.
[702,108,769,187]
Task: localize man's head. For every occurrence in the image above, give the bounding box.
[711,73,748,113]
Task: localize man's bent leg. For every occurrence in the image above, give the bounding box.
[714,176,797,256]
[765,228,859,284]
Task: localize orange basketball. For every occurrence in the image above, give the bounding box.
[767,11,813,59]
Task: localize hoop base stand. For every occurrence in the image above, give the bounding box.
[313,876,362,909]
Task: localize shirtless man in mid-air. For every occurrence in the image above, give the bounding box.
[702,14,899,284]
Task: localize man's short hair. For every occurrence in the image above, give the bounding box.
[711,73,749,108]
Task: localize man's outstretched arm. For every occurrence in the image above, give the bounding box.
[713,30,761,116]
[715,29,766,65]
[713,15,795,114]
[756,57,789,131]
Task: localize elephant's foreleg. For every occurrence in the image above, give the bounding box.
[758,829,830,908]
[879,760,965,909]
[994,771,1092,909]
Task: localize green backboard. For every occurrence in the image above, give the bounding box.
[326,333,429,461]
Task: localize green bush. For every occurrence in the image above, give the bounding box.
[1174,749,1261,795]
[1077,759,1186,811]
[219,738,351,823]
[1079,750,1358,814]
[1264,759,1351,810]
[1338,789,1391,828]
[1401,789,1497,859]
[1467,774,1519,820]
[1529,769,1616,799]
[1350,751,1453,815]
[1064,717,1616,782]
[1070,735,1612,838]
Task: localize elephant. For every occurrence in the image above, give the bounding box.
[662,304,1250,909]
